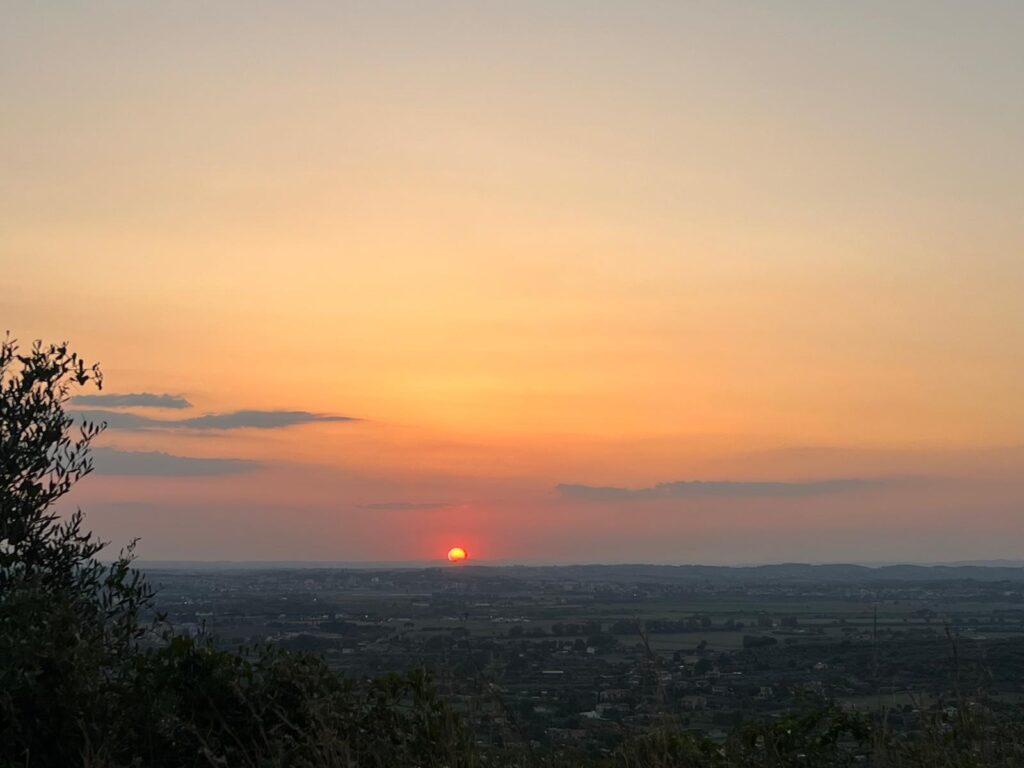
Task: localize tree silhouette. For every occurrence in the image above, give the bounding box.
[0,334,156,763]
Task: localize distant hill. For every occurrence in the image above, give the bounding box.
[467,562,1024,583]
[140,560,1024,583]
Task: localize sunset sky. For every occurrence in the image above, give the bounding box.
[4,2,1023,563]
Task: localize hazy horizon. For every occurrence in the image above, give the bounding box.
[134,557,1024,570]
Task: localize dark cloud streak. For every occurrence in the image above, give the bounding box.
[355,501,451,511]
[175,410,354,429]
[92,447,262,476]
[71,409,355,430]
[556,478,899,501]
[71,392,192,409]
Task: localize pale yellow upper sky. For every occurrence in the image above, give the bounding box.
[3,2,1023,562]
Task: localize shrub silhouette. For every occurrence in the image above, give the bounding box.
[0,336,155,763]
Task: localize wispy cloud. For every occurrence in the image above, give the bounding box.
[175,410,355,429]
[556,478,897,501]
[72,409,355,431]
[73,411,155,429]
[355,501,452,511]
[92,447,262,476]
[71,392,192,409]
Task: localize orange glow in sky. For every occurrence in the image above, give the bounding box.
[5,3,1024,564]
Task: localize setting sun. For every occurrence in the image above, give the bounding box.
[447,547,468,563]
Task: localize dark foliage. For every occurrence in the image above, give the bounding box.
[0,336,155,763]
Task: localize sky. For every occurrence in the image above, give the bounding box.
[4,2,1023,564]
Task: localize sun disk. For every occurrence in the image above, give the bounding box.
[447,546,468,563]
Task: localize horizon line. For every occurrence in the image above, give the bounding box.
[131,558,1024,570]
